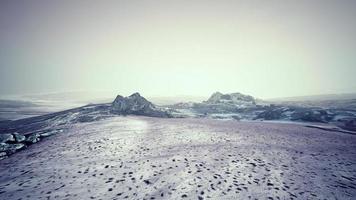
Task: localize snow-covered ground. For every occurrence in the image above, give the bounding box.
[0,116,356,199]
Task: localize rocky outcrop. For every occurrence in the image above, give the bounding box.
[253,105,337,123]
[170,92,356,132]
[25,133,41,144]
[40,129,63,137]
[1,91,355,161]
[0,93,173,160]
[0,133,15,143]
[172,92,258,115]
[254,106,287,120]
[111,93,171,117]
[206,92,224,103]
[13,132,26,142]
[0,132,27,160]
[206,92,256,105]
[0,143,25,154]
[0,129,64,160]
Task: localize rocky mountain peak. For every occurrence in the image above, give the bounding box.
[129,92,142,98]
[207,92,224,103]
[206,92,256,104]
[111,93,170,117]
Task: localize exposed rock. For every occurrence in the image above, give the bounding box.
[13,132,26,142]
[0,133,15,143]
[291,109,332,123]
[76,114,107,123]
[171,102,196,109]
[10,143,25,150]
[207,92,224,103]
[6,143,25,154]
[0,151,7,160]
[40,129,63,137]
[0,143,25,153]
[206,92,256,104]
[112,93,154,113]
[174,92,259,115]
[255,106,285,120]
[25,133,40,144]
[111,93,170,117]
[0,143,10,151]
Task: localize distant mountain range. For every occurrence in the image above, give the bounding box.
[167,91,356,131]
[1,91,356,131]
[1,91,356,159]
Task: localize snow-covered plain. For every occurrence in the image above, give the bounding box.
[0,116,356,200]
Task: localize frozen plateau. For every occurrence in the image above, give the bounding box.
[0,92,356,200]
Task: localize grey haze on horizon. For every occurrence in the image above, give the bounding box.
[0,0,356,99]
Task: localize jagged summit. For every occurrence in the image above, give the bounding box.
[128,92,142,98]
[111,93,170,117]
[207,92,224,103]
[206,91,256,104]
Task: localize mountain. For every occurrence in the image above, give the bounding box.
[112,93,170,117]
[1,91,356,160]
[0,92,172,159]
[206,92,256,105]
[167,91,356,131]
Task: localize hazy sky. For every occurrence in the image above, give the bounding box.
[0,0,356,99]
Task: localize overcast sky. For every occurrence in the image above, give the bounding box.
[0,0,356,99]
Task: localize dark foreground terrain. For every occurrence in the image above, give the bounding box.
[0,116,355,200]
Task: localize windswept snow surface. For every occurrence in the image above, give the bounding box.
[0,116,356,199]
